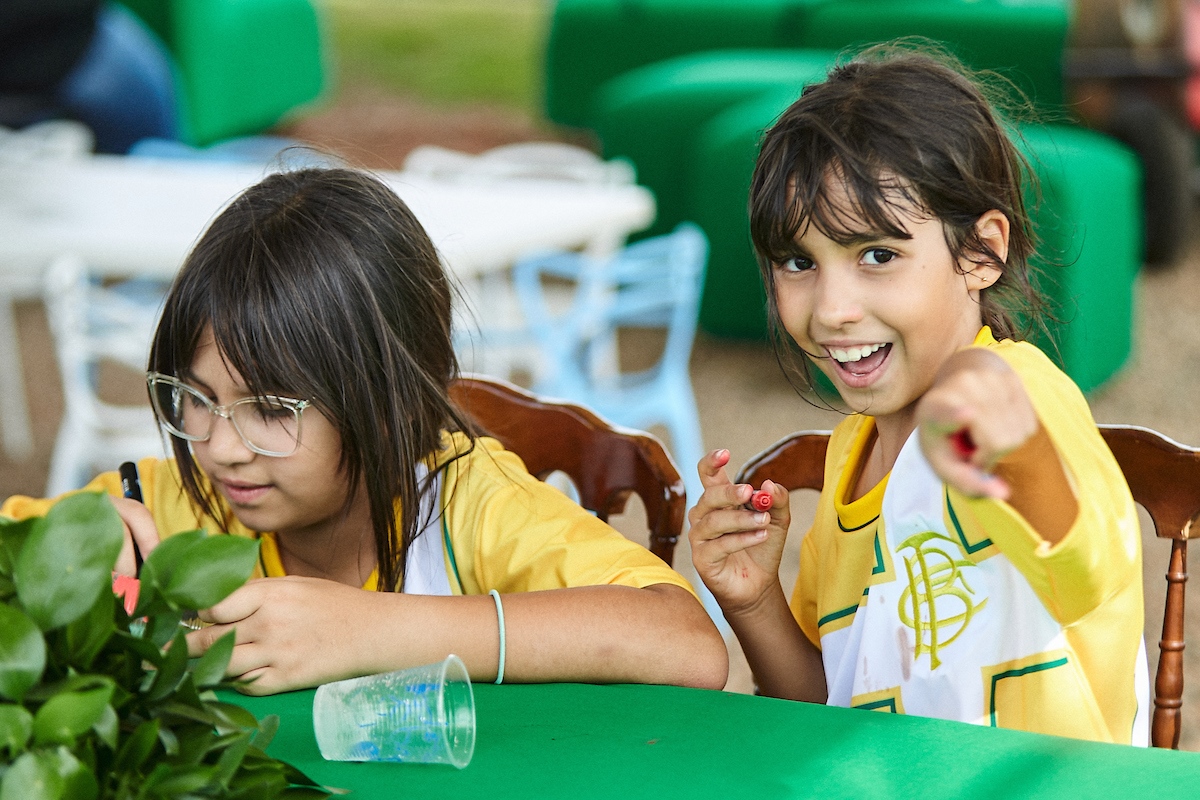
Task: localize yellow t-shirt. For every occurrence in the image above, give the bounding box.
[791,328,1147,744]
[1,432,692,596]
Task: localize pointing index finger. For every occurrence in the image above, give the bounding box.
[698,448,735,489]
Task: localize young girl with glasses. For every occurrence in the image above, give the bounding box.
[687,46,1149,744]
[3,167,727,694]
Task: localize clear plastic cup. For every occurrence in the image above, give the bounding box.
[312,654,475,768]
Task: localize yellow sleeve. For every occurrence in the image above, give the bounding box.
[2,457,213,540]
[439,435,695,597]
[951,338,1141,624]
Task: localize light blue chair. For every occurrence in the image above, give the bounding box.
[513,222,709,507]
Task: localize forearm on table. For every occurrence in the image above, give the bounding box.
[726,584,826,703]
[354,583,728,690]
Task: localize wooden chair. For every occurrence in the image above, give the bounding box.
[736,424,1200,749]
[448,374,686,566]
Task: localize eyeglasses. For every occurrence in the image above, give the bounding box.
[147,372,311,458]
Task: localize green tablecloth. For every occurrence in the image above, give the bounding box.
[229,683,1200,799]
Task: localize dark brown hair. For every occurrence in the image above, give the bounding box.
[749,43,1051,392]
[148,167,475,591]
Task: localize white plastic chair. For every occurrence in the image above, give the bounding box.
[43,255,167,495]
[513,222,709,506]
[403,141,636,185]
[0,121,96,460]
[405,142,637,383]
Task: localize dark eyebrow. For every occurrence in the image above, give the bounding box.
[835,230,906,247]
[177,369,214,396]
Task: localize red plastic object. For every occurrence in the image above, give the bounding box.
[950,428,977,459]
[750,490,773,512]
[112,573,140,617]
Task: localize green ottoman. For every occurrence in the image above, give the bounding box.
[791,0,1068,111]
[117,0,325,145]
[689,88,800,341]
[594,50,836,239]
[546,0,1069,129]
[545,0,800,127]
[1017,124,1141,392]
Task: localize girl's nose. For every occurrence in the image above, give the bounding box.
[812,266,865,330]
[202,415,255,465]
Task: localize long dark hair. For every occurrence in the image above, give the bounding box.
[148,167,475,591]
[749,43,1052,395]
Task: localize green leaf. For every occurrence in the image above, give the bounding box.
[155,724,179,757]
[112,631,165,669]
[0,751,63,800]
[41,747,97,800]
[14,493,124,631]
[0,604,46,701]
[32,683,115,747]
[91,703,118,750]
[146,632,188,702]
[281,788,341,799]
[191,630,235,689]
[251,714,280,751]
[154,701,217,727]
[24,674,114,704]
[210,730,253,789]
[0,703,32,757]
[0,516,36,578]
[205,702,259,734]
[144,766,213,797]
[140,531,259,611]
[144,610,187,649]
[63,586,114,671]
[114,718,159,773]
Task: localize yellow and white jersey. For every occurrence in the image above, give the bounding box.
[792,328,1149,745]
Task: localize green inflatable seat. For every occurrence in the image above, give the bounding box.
[593,50,837,240]
[545,0,800,127]
[117,0,325,145]
[1017,124,1142,392]
[546,0,1070,129]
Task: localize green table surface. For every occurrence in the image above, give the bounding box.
[229,683,1200,799]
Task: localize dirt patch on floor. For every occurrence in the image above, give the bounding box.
[278,85,595,169]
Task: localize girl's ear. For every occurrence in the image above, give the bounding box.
[963,209,1008,292]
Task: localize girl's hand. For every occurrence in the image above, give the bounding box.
[688,449,789,617]
[109,496,161,576]
[186,576,373,695]
[916,348,1038,500]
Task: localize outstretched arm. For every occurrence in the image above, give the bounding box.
[917,347,1078,544]
[188,578,728,695]
[688,449,826,702]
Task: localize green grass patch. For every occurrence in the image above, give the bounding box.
[323,0,549,113]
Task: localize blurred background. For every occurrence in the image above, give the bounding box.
[3,0,1200,746]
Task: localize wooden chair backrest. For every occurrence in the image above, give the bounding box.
[736,424,1200,749]
[448,375,686,566]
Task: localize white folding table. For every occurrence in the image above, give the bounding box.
[0,154,655,457]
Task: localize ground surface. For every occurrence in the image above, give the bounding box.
[5,87,1200,748]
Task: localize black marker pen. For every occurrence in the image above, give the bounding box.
[119,461,144,573]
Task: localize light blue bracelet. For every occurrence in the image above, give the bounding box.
[489,589,506,684]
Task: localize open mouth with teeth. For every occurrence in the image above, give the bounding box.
[827,343,892,381]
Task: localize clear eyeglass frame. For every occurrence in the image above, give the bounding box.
[146,372,311,458]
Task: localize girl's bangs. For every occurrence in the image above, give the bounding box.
[765,155,926,262]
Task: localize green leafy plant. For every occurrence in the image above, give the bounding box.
[0,492,330,799]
